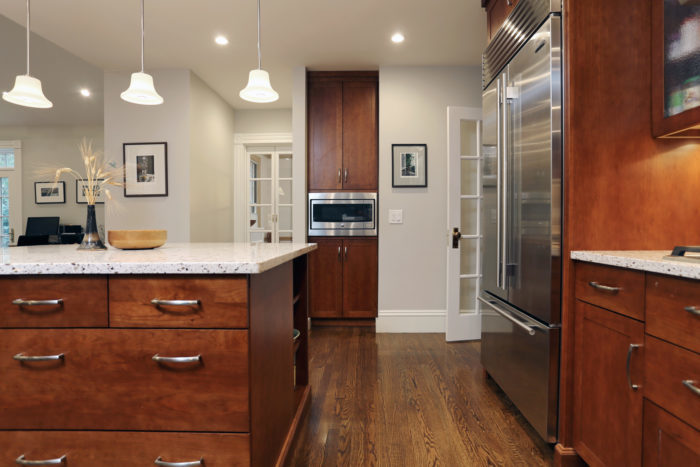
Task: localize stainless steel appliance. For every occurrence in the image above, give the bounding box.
[308,192,377,237]
[479,0,562,443]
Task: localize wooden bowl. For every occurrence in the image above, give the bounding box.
[107,230,167,250]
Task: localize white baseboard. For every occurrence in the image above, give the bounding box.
[376,310,445,333]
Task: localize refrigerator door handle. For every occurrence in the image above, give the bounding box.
[500,73,509,289]
[496,77,503,288]
[478,296,536,336]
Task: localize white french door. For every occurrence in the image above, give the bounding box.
[0,141,22,247]
[246,146,293,243]
[446,107,482,341]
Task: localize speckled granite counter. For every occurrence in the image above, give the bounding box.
[571,250,700,280]
[0,242,317,275]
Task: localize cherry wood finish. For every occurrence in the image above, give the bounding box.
[0,431,250,467]
[643,400,700,467]
[308,237,343,318]
[293,255,310,387]
[644,335,700,429]
[0,276,107,328]
[646,273,700,354]
[307,80,342,191]
[574,262,645,321]
[0,329,250,432]
[485,0,519,42]
[342,238,378,318]
[109,276,248,328]
[573,301,644,467]
[341,80,378,190]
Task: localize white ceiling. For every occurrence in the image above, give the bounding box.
[0,0,486,110]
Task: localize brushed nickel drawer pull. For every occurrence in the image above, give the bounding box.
[682,380,700,397]
[152,354,202,364]
[588,281,621,293]
[626,344,641,391]
[685,306,700,316]
[13,352,65,362]
[337,168,341,183]
[151,299,201,307]
[154,457,203,467]
[343,168,348,183]
[12,299,63,307]
[15,454,66,465]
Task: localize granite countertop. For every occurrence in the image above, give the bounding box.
[571,250,700,280]
[0,242,317,275]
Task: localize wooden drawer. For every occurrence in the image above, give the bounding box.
[643,400,700,467]
[575,262,644,320]
[646,274,700,354]
[109,276,248,328]
[645,335,700,429]
[0,431,250,466]
[0,276,108,328]
[0,329,249,432]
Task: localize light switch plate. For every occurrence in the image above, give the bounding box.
[389,209,403,224]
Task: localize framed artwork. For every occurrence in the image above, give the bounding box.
[123,142,168,197]
[76,179,105,204]
[392,144,427,188]
[34,181,66,204]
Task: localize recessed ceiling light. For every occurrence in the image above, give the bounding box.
[215,35,229,46]
[391,32,405,44]
[80,88,91,97]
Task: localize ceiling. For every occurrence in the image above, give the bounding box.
[0,0,486,110]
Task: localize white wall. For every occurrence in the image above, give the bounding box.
[234,109,292,133]
[291,67,307,245]
[189,72,235,242]
[0,125,104,233]
[104,70,191,242]
[377,66,482,332]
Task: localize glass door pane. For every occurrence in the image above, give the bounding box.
[0,177,8,247]
[249,152,273,243]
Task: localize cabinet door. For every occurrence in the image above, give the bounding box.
[643,400,700,467]
[308,238,343,318]
[342,238,378,318]
[342,80,378,190]
[573,301,644,467]
[307,81,342,191]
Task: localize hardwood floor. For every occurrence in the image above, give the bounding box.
[287,327,553,466]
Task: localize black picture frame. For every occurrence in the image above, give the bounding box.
[76,179,105,204]
[122,142,168,197]
[392,144,427,188]
[34,181,66,204]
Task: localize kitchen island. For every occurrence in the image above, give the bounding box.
[0,242,316,467]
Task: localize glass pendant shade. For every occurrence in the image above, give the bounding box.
[240,69,279,103]
[2,75,53,109]
[120,72,163,105]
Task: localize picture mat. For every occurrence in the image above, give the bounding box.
[123,143,167,196]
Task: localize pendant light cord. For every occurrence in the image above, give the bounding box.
[257,0,261,70]
[141,0,145,72]
[26,0,30,75]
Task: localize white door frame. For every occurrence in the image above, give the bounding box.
[0,140,22,246]
[446,107,482,341]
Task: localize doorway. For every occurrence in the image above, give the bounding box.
[0,141,22,247]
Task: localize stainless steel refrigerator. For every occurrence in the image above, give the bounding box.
[479,0,562,443]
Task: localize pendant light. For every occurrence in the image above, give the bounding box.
[240,0,278,103]
[2,0,53,109]
[121,0,163,105]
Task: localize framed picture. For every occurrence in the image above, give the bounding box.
[34,181,66,204]
[76,179,105,204]
[392,144,427,188]
[123,142,168,197]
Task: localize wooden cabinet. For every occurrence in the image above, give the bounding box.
[483,0,520,42]
[308,237,377,319]
[643,400,700,467]
[307,72,378,191]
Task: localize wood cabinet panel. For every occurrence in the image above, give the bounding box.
[644,335,700,429]
[342,238,378,318]
[0,276,107,328]
[573,301,644,467]
[308,80,343,191]
[574,262,644,320]
[0,431,250,467]
[109,276,248,328]
[342,81,378,190]
[308,238,343,318]
[0,329,249,432]
[646,273,700,353]
[485,0,519,41]
[643,400,700,467]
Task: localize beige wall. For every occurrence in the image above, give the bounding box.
[234,109,292,133]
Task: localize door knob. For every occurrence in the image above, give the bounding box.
[452,227,461,249]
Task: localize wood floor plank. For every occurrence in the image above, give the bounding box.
[287,328,553,466]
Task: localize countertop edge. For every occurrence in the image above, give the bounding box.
[571,250,700,280]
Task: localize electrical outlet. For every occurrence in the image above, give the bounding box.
[389,209,403,224]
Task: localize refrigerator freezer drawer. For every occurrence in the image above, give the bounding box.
[480,295,559,442]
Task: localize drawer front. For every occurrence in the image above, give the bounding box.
[0,276,108,328]
[646,274,700,354]
[0,329,249,432]
[0,431,250,467]
[575,262,644,320]
[110,276,248,328]
[645,335,700,429]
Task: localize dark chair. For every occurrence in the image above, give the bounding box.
[25,217,60,236]
[17,235,50,246]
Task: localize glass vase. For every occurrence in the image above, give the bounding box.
[78,204,106,250]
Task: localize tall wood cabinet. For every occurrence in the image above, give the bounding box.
[307,72,378,191]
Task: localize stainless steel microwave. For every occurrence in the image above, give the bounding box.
[308,192,377,237]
